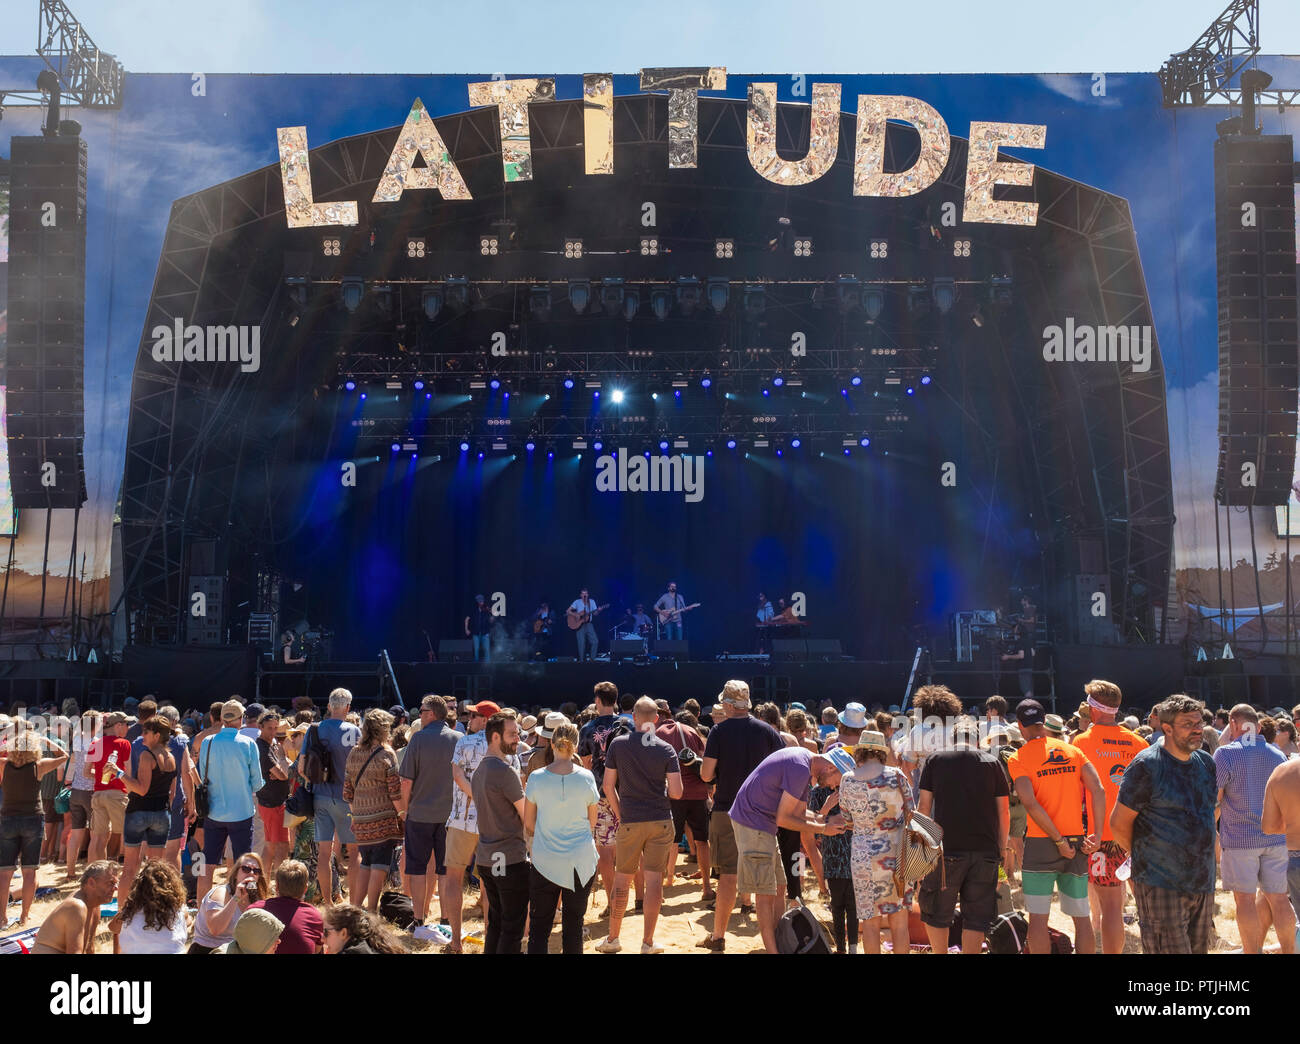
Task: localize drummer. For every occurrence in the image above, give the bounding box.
[629,604,654,637]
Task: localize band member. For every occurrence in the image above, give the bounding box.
[654,582,686,641]
[755,592,774,653]
[281,631,306,666]
[569,588,600,661]
[630,604,654,637]
[465,594,493,662]
[532,601,554,661]
[1000,598,1036,697]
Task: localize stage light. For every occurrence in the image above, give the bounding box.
[413,380,425,390]
[793,237,813,257]
[564,237,584,259]
[640,236,659,256]
[469,380,488,390]
[460,441,469,452]
[869,238,888,259]
[407,238,426,258]
[743,285,766,318]
[791,438,801,448]
[905,385,916,396]
[861,437,871,447]
[529,286,551,319]
[480,234,500,256]
[707,450,713,457]
[322,236,343,257]
[844,447,851,456]
[715,238,735,259]
[445,277,469,312]
[908,285,931,318]
[425,393,431,400]
[673,438,689,449]
[601,278,625,315]
[386,380,403,390]
[707,278,730,315]
[503,391,510,400]
[568,280,591,314]
[359,392,367,400]
[489,379,501,390]
[340,278,364,314]
[623,290,640,320]
[921,375,932,386]
[932,278,956,315]
[772,376,784,388]
[492,439,508,451]
[403,441,418,453]
[611,389,625,404]
[593,390,600,399]
[754,438,769,448]
[727,439,737,449]
[837,277,861,314]
[863,284,885,322]
[953,238,971,258]
[651,289,672,321]
[593,441,603,451]
[850,374,862,387]
[674,389,681,399]
[841,388,849,397]
[391,443,400,452]
[701,375,712,389]
[563,378,575,390]
[344,380,356,391]
[420,287,443,321]
[660,441,669,451]
[676,277,701,315]
[762,388,770,397]
[572,439,588,450]
[478,452,484,460]
[651,392,659,400]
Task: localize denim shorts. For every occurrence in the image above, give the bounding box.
[0,814,44,870]
[359,840,397,870]
[167,801,187,842]
[123,809,171,849]
[312,792,357,844]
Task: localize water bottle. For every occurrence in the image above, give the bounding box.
[100,751,120,786]
[1115,855,1132,881]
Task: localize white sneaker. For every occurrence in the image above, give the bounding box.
[595,937,622,953]
[641,941,665,954]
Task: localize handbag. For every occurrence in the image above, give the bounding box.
[54,745,75,815]
[193,735,212,821]
[892,808,944,898]
[285,780,314,818]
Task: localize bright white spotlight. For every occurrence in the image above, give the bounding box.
[610,389,625,404]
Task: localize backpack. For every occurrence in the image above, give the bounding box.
[378,890,415,929]
[776,902,834,955]
[987,910,1074,954]
[588,717,630,785]
[300,724,331,786]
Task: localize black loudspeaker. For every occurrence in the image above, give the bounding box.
[771,639,807,661]
[452,674,492,702]
[749,675,791,705]
[804,639,843,660]
[439,639,474,662]
[655,640,689,660]
[185,575,226,645]
[611,638,646,659]
[6,134,88,508]
[1213,133,1298,506]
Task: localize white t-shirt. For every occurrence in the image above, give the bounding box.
[568,598,594,615]
[119,909,188,954]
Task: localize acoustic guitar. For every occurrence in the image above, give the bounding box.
[566,603,610,630]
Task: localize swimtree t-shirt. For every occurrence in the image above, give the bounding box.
[1072,723,1145,842]
[603,730,679,823]
[728,747,813,836]
[1116,743,1216,893]
[1007,737,1089,839]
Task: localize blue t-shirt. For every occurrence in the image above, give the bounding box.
[524,765,601,890]
[1116,743,1217,893]
[314,718,361,799]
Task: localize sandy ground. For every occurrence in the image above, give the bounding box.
[1,849,1276,954]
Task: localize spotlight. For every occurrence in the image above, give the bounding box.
[611,389,625,404]
[932,277,956,315]
[479,234,500,256]
[529,286,551,319]
[492,439,508,451]
[563,378,575,390]
[762,388,770,397]
[651,289,672,321]
[425,393,432,400]
[772,376,784,388]
[600,278,625,315]
[622,290,640,320]
[793,236,813,257]
[407,237,426,258]
[700,375,712,389]
[547,449,555,459]
[860,437,870,447]
[568,280,591,314]
[340,277,364,313]
[707,278,730,315]
[791,438,801,448]
[593,441,603,451]
[676,277,701,315]
[391,443,400,452]
[413,380,425,390]
[869,237,888,259]
[459,441,469,452]
[478,451,484,460]
[640,236,659,256]
[921,375,932,386]
[322,237,342,257]
[844,448,851,456]
[489,378,501,390]
[743,285,766,318]
[906,386,915,396]
[727,439,737,449]
[659,440,669,451]
[863,285,885,322]
[563,237,583,259]
[344,380,357,391]
[674,389,682,399]
[359,392,367,400]
[714,238,735,259]
[420,286,443,320]
[651,392,659,400]
[850,374,862,387]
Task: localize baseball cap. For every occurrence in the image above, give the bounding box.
[788,702,807,712]
[388,705,407,719]
[823,746,855,776]
[1015,699,1046,727]
[471,700,500,718]
[245,703,266,720]
[104,711,128,728]
[221,699,246,722]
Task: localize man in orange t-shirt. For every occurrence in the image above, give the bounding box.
[1071,679,1146,954]
[1007,699,1105,955]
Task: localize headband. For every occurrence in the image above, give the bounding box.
[1085,694,1118,715]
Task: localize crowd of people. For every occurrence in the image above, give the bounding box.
[1,677,1299,955]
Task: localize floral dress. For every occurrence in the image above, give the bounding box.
[837,763,914,919]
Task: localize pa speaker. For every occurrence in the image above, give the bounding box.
[804,639,843,659]
[655,640,689,660]
[439,639,474,662]
[772,639,807,661]
[1213,134,1298,506]
[611,638,647,659]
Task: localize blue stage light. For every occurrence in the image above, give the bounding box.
[844,447,851,456]
[563,378,574,390]
[503,391,510,399]
[460,441,469,452]
[547,450,554,460]
[659,441,669,451]
[413,380,424,390]
[525,441,535,452]
[791,438,801,448]
[706,449,713,457]
[921,375,932,386]
[762,388,770,397]
[776,449,783,457]
[860,437,871,447]
[345,380,356,391]
[477,452,484,460]
[727,439,737,449]
[593,390,600,399]
[611,389,625,404]
[593,441,603,451]
[850,375,862,387]
[425,392,432,400]
[674,389,681,399]
[391,443,400,452]
[359,392,366,400]
[773,376,784,388]
[841,388,849,397]
[906,386,915,396]
[490,379,500,390]
[701,377,712,389]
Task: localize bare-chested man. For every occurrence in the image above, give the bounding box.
[31,860,120,954]
[1263,756,1300,932]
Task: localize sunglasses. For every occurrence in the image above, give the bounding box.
[238,865,263,875]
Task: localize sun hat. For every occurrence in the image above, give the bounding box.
[519,715,538,735]
[538,712,568,739]
[823,746,855,776]
[216,908,285,955]
[718,680,751,709]
[838,702,868,730]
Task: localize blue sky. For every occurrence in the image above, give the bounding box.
[1,0,1298,75]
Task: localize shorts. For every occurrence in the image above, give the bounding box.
[919,850,1000,933]
[167,804,188,842]
[90,790,129,836]
[69,788,93,831]
[44,804,63,825]
[1088,839,1127,887]
[257,803,289,844]
[614,819,674,875]
[445,825,479,871]
[0,814,44,870]
[710,810,739,874]
[359,840,396,870]
[404,820,448,877]
[312,792,357,845]
[123,809,171,849]
[1287,851,1300,921]
[1130,881,1213,954]
[594,796,619,848]
[1021,836,1089,917]
[1221,844,1289,894]
[670,799,710,844]
[731,817,782,897]
[202,817,253,871]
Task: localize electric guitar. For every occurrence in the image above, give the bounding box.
[656,602,701,624]
[566,603,610,630]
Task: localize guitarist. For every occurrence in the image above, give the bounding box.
[568,588,601,661]
[654,582,687,642]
